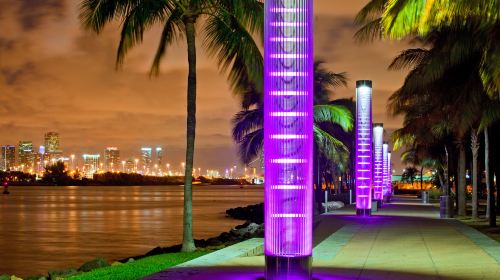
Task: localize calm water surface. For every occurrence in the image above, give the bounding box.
[0,185,263,276]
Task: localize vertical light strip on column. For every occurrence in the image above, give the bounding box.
[264,0,313,272]
[355,80,373,216]
[387,151,392,196]
[382,142,389,198]
[373,124,384,202]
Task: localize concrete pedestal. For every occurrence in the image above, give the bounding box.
[440,195,452,218]
[265,255,312,280]
[356,208,371,216]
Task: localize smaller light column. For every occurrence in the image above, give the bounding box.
[355,80,373,216]
[373,124,384,203]
[387,151,392,198]
[382,142,389,201]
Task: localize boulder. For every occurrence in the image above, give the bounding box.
[205,237,223,247]
[231,223,262,237]
[127,258,135,263]
[321,201,345,211]
[10,276,23,280]
[111,262,123,266]
[48,268,78,280]
[78,257,109,272]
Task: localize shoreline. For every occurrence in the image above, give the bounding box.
[1,202,264,280]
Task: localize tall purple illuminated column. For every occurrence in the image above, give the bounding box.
[355,80,373,216]
[264,0,314,279]
[387,151,392,197]
[382,142,389,199]
[373,124,384,203]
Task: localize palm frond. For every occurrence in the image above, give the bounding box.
[314,105,353,132]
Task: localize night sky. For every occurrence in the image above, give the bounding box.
[0,0,411,172]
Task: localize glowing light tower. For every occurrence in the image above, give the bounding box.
[382,142,389,201]
[264,0,314,278]
[373,124,384,203]
[387,151,392,199]
[355,80,373,216]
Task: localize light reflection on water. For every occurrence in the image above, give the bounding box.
[0,185,263,277]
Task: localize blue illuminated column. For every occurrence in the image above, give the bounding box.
[355,80,373,216]
[373,124,384,202]
[382,142,389,199]
[264,0,313,279]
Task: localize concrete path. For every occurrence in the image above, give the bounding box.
[144,196,500,280]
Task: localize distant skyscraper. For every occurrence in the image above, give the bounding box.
[18,141,34,170]
[141,147,152,171]
[155,147,163,166]
[104,147,120,171]
[1,145,16,171]
[44,132,62,160]
[82,154,100,178]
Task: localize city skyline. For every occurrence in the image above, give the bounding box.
[0,0,408,171]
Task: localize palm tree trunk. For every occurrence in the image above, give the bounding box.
[471,130,479,219]
[485,128,496,226]
[181,17,197,252]
[458,141,466,216]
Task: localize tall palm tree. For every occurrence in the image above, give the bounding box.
[232,61,352,166]
[355,0,499,98]
[79,0,264,252]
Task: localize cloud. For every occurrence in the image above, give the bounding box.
[1,0,410,170]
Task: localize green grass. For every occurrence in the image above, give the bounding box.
[68,251,208,280]
[457,217,500,242]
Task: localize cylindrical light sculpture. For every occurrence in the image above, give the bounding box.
[264,0,314,278]
[373,124,384,203]
[387,151,392,197]
[355,80,373,216]
[382,142,389,200]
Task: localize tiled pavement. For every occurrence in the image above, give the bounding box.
[144,196,500,280]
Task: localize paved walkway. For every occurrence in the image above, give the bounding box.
[144,196,500,280]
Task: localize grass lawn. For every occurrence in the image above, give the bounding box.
[68,251,208,280]
[457,216,500,242]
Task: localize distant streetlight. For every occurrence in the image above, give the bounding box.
[70,154,75,170]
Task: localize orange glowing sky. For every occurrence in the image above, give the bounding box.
[0,0,411,171]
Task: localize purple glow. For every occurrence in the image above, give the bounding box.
[382,143,389,198]
[264,0,313,257]
[387,151,392,196]
[373,124,384,201]
[355,81,373,211]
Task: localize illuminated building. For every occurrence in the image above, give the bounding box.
[44,132,62,160]
[141,147,152,171]
[38,146,46,172]
[373,124,384,202]
[264,0,314,278]
[104,147,120,171]
[155,147,163,166]
[18,141,35,170]
[82,154,100,178]
[355,80,373,216]
[1,145,16,171]
[125,159,135,173]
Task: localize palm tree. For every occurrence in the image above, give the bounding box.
[232,61,352,166]
[79,0,264,252]
[232,61,353,214]
[355,0,499,98]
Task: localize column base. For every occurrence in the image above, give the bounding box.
[265,255,312,280]
[356,208,371,216]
